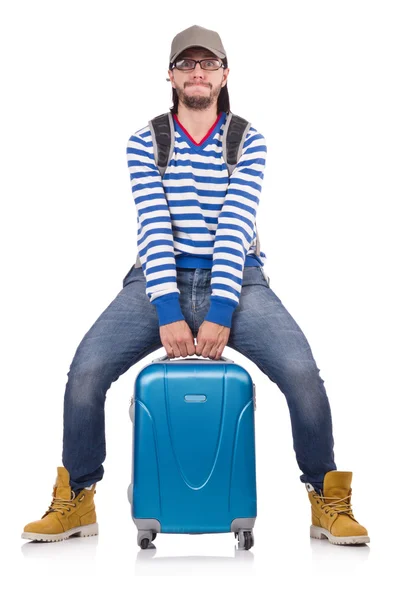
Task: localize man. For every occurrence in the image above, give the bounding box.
[22,25,369,546]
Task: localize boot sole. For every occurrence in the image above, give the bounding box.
[21,522,98,542]
[310,525,370,545]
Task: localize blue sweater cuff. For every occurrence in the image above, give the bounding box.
[203,297,237,328]
[152,292,185,326]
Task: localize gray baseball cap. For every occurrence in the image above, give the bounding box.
[169,25,227,65]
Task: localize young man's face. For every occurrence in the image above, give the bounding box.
[168,46,230,111]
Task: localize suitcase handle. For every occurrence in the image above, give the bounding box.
[153,353,234,363]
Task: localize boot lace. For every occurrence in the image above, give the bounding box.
[42,489,84,518]
[313,490,354,518]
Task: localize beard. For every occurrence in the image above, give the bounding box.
[174,81,222,110]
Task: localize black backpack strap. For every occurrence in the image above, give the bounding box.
[222,111,251,178]
[148,112,175,177]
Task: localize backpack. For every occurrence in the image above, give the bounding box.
[133,110,262,268]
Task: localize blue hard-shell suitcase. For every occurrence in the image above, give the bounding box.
[127,354,257,550]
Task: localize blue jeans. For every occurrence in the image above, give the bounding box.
[62,265,337,493]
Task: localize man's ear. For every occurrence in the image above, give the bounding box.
[222,67,230,87]
[167,69,174,87]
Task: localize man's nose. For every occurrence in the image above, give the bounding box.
[192,62,205,73]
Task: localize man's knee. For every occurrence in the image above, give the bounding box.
[65,360,119,402]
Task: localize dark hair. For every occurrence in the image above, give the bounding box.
[169,56,230,115]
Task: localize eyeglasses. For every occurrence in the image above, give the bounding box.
[171,58,224,72]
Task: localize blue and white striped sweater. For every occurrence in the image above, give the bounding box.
[126,110,267,328]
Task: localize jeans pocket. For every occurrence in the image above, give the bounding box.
[242,266,269,288]
[122,264,136,288]
[260,267,271,287]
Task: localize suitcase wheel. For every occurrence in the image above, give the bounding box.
[137,530,157,549]
[140,538,150,550]
[235,529,254,551]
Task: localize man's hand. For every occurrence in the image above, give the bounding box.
[196,321,230,360]
[159,320,196,358]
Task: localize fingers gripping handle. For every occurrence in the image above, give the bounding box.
[152,354,234,363]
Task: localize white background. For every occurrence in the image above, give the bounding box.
[2,0,396,595]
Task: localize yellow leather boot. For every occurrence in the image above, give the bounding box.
[306,470,370,545]
[22,466,98,542]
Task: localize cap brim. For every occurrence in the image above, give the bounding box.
[170,45,226,64]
